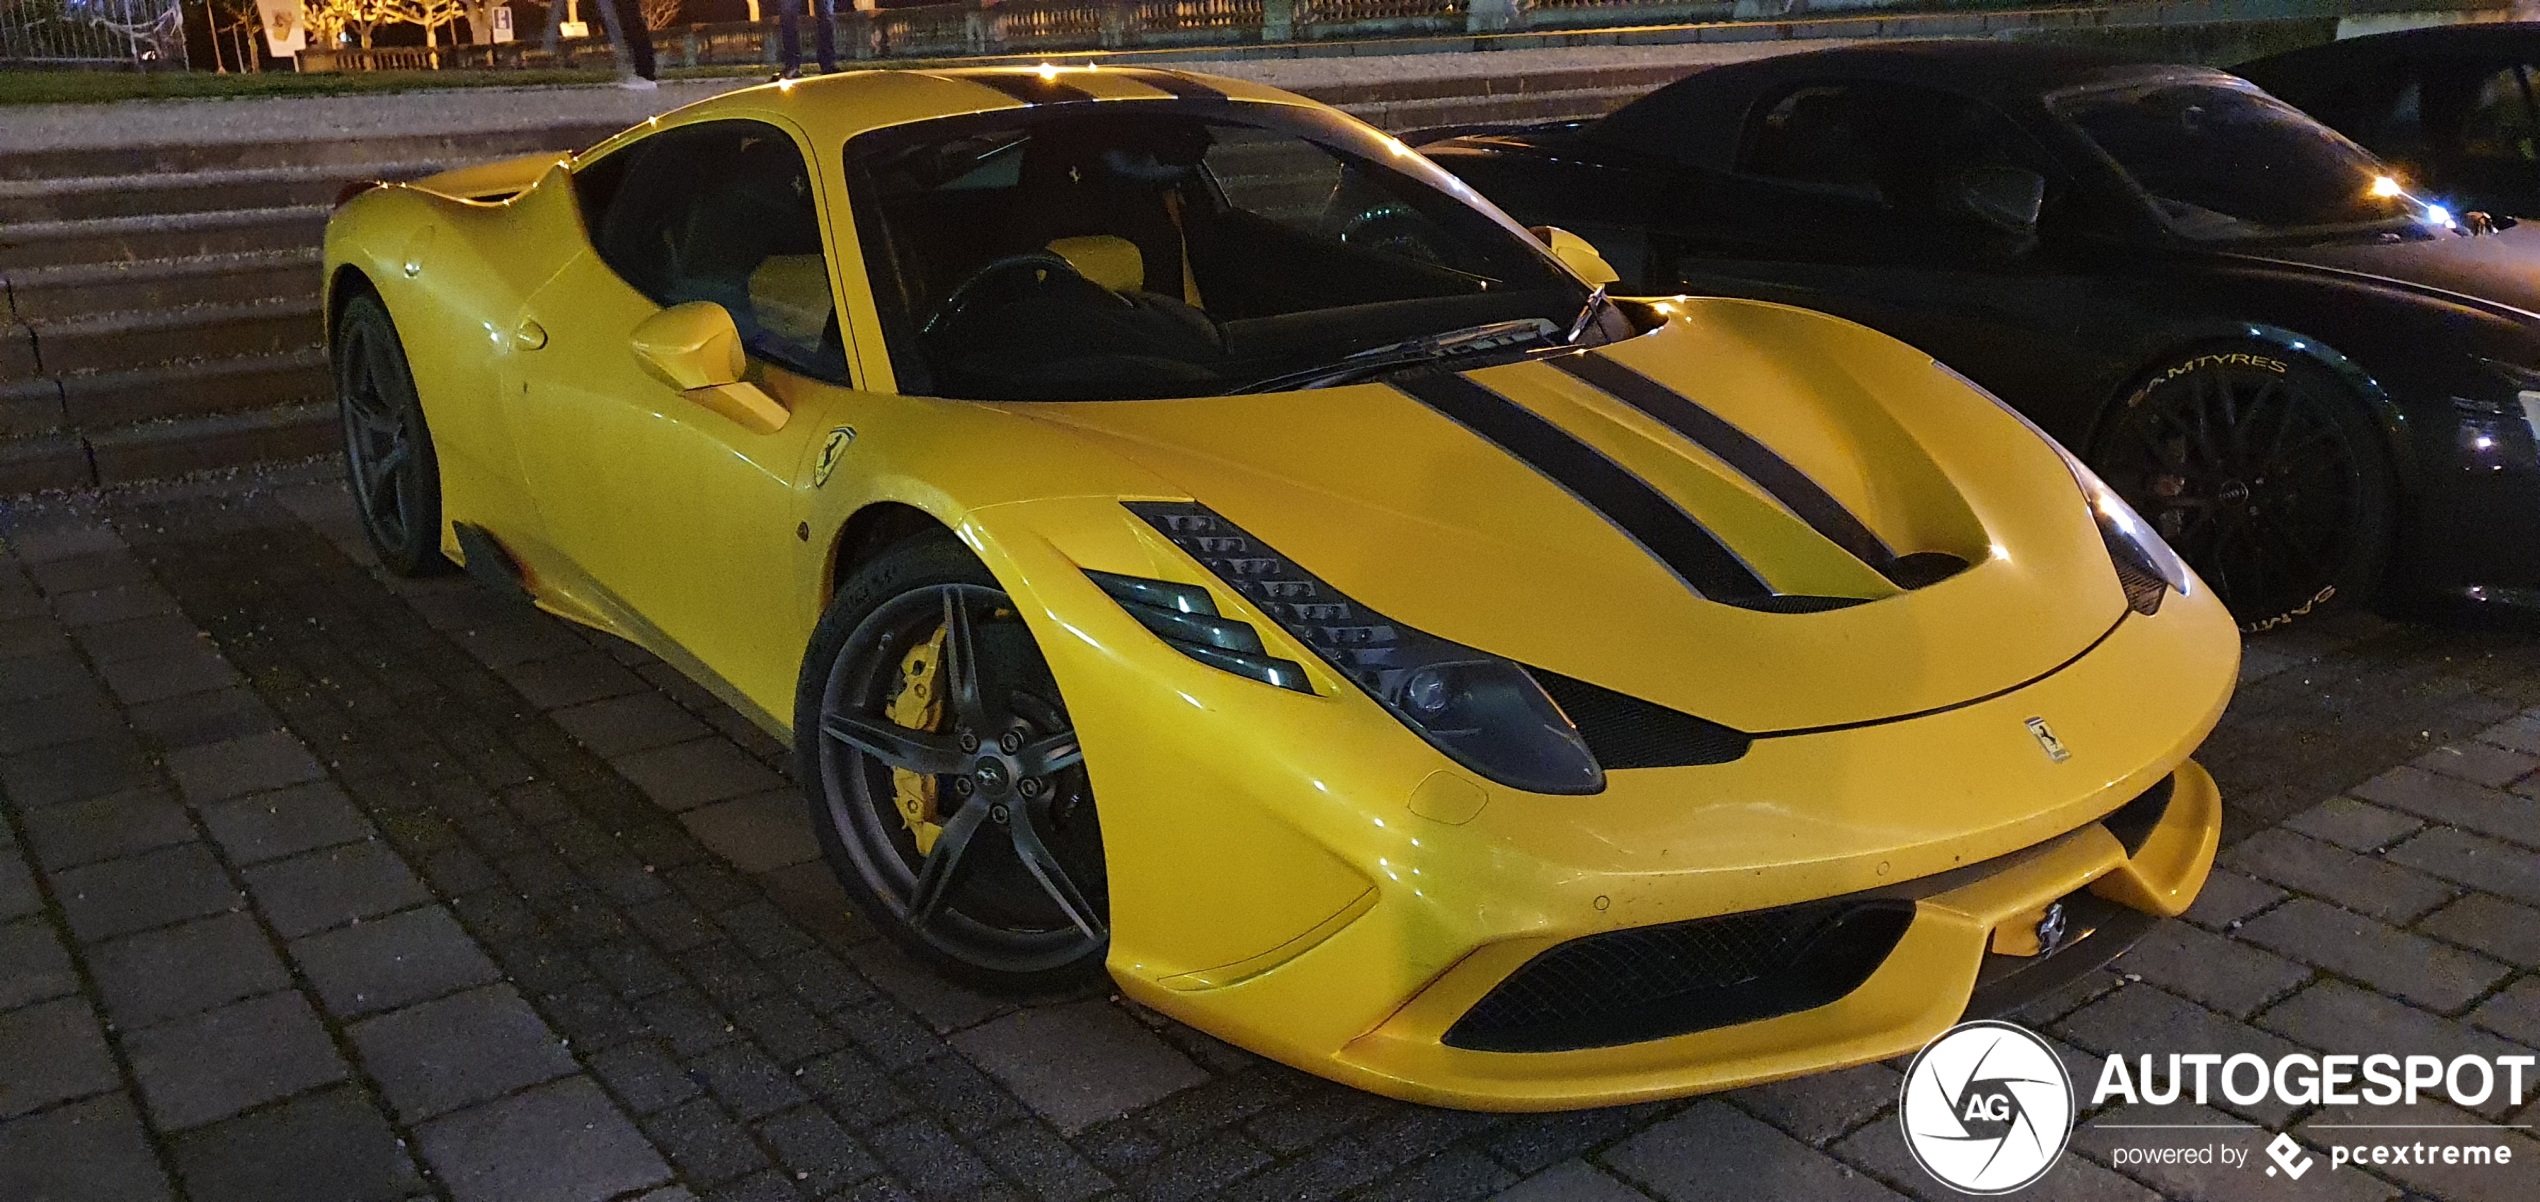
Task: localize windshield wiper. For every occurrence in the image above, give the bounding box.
[1234,317,1560,394]
[1565,284,1608,345]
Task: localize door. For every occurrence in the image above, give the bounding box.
[508,118,841,708]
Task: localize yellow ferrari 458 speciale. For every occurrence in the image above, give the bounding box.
[321,65,2236,1111]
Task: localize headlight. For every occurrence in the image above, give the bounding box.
[2064,447,2193,615]
[1123,500,1604,795]
[1936,363,2192,615]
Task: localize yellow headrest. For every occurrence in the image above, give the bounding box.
[1045,235,1144,293]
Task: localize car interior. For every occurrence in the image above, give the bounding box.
[845,108,1598,401]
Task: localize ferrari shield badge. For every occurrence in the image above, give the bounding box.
[2025,717,2070,763]
[814,426,856,488]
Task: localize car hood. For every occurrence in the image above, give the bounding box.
[2233,221,2540,319]
[1009,300,2134,733]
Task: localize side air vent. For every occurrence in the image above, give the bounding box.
[1530,670,1752,769]
[1085,570,1314,693]
[1444,899,1916,1053]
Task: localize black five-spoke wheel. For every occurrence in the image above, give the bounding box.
[332,292,448,576]
[2094,347,2392,631]
[800,537,1108,990]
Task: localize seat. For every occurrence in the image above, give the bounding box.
[1005,119,1206,306]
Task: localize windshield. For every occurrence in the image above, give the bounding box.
[2053,78,2421,242]
[845,104,1592,400]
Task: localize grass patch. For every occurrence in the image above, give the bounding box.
[0,66,768,105]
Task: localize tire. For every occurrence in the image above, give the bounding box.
[2091,343,2395,633]
[796,534,1109,994]
[332,292,451,577]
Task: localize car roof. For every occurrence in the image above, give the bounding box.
[575,65,1321,165]
[1590,40,2223,168]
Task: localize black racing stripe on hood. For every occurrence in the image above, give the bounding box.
[1548,352,1908,582]
[955,72,1099,106]
[1390,367,1775,605]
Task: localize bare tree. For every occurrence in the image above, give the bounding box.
[639,0,678,30]
[302,0,385,49]
[384,0,465,49]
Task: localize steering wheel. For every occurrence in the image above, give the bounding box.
[923,252,1120,338]
[1338,203,1444,264]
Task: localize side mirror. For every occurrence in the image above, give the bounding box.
[630,301,789,434]
[1530,225,1621,287]
[1943,166,2047,238]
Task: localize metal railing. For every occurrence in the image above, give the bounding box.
[386,0,2140,72]
[0,0,188,66]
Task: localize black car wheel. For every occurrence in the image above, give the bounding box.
[798,534,1109,993]
[333,292,450,576]
[2093,345,2393,632]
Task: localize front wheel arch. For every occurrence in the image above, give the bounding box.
[2087,329,2401,630]
[822,501,954,608]
[2086,323,2413,482]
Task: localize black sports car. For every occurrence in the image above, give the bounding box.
[1422,40,2540,629]
[2240,21,2540,222]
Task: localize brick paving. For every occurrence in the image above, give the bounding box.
[5,468,2540,1201]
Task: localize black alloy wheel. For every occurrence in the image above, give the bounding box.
[2093,346,2393,632]
[798,535,1109,992]
[332,293,449,576]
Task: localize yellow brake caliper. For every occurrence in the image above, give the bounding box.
[886,627,949,856]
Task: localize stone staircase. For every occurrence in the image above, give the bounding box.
[0,123,630,494]
[0,67,1670,496]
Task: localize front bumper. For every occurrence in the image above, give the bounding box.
[1313,760,2216,1110]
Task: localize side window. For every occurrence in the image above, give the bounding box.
[2455,63,2540,164]
[577,120,844,382]
[1735,80,2061,245]
[1198,126,1481,271]
[1740,84,1888,200]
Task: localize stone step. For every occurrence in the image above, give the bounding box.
[4,249,320,323]
[0,123,625,183]
[1310,62,1696,109]
[0,205,329,270]
[0,160,455,224]
[0,399,339,493]
[4,346,332,439]
[1338,84,1640,134]
[19,297,321,377]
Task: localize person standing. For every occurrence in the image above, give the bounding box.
[777,0,837,77]
[597,0,659,83]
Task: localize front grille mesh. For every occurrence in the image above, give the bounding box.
[1444,899,1915,1053]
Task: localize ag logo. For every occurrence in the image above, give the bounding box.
[1900,1020,2074,1194]
[813,426,856,488]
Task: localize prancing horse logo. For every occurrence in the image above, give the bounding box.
[2025,717,2070,763]
[814,426,856,487]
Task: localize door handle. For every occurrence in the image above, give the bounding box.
[512,319,548,351]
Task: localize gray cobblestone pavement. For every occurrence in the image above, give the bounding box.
[6,465,2540,1201]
